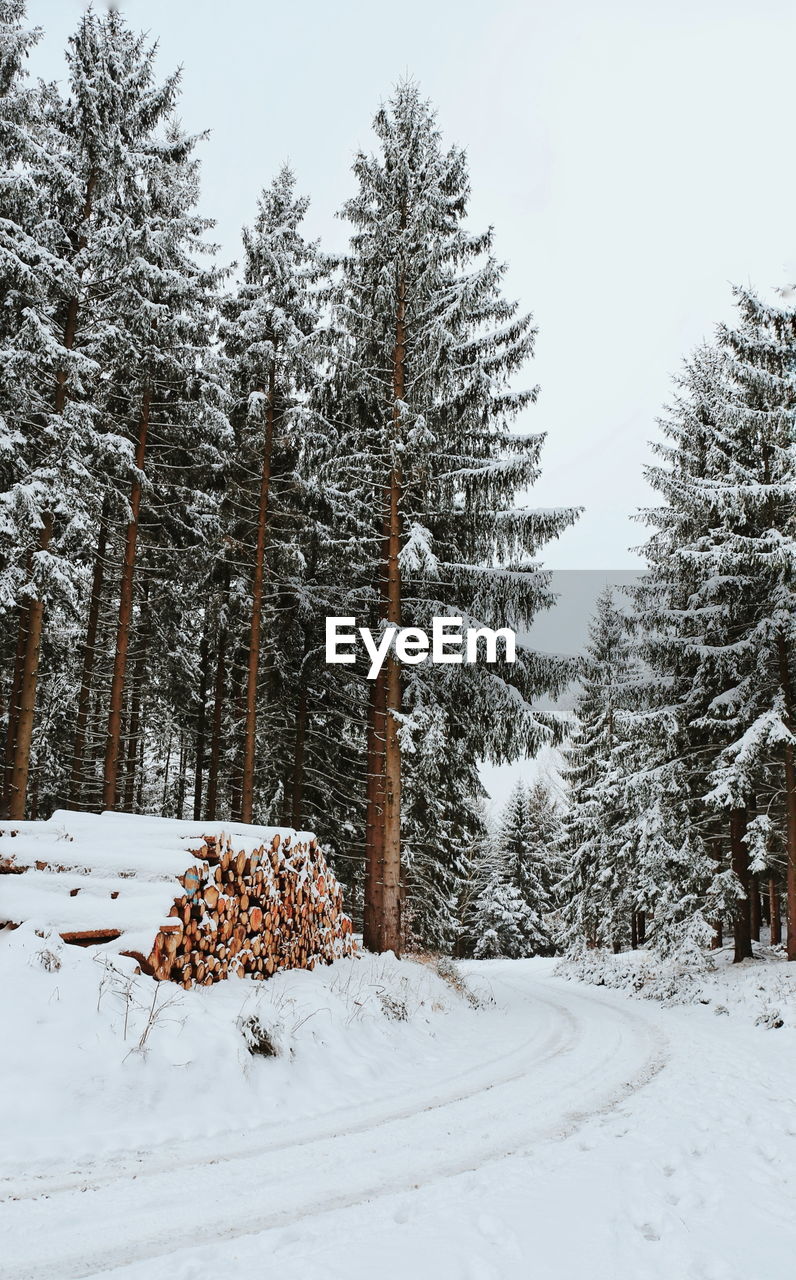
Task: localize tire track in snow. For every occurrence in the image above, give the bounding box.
[0,975,668,1280]
[1,974,574,1204]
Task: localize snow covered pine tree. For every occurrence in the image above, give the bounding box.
[559,587,643,952]
[1,6,228,819]
[469,780,558,959]
[220,166,326,825]
[320,83,578,954]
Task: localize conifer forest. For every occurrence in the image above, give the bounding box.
[1,0,794,976]
[4,5,796,1277]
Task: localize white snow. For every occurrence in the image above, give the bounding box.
[1,936,795,1279]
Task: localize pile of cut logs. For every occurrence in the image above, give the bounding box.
[146,831,356,987]
[0,813,356,988]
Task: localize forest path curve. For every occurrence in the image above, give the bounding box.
[0,966,666,1280]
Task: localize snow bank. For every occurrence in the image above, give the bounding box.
[0,922,477,1175]
[556,939,796,1026]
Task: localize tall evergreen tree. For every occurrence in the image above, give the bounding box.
[98,101,227,811]
[705,290,796,957]
[220,165,326,824]
[619,308,794,963]
[559,588,640,950]
[0,4,135,817]
[325,82,578,953]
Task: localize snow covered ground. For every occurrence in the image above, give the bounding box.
[1,930,795,1280]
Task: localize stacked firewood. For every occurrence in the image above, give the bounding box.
[144,831,356,987]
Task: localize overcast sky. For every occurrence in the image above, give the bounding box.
[30,0,796,573]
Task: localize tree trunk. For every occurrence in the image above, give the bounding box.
[135,731,145,810]
[69,500,109,808]
[122,599,150,813]
[776,635,796,961]
[176,733,187,819]
[122,687,141,813]
[241,366,275,824]
[630,912,638,949]
[229,657,245,822]
[2,604,28,816]
[103,385,151,809]
[710,836,723,949]
[637,910,646,945]
[206,575,229,821]
[290,681,308,830]
[363,674,386,950]
[730,807,753,962]
[193,634,210,820]
[378,264,406,957]
[750,873,762,942]
[161,730,172,813]
[770,877,781,946]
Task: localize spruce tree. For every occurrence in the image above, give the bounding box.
[220,165,325,824]
[325,82,578,953]
[623,313,794,963]
[559,588,643,951]
[0,4,134,817]
[705,289,796,957]
[466,781,558,959]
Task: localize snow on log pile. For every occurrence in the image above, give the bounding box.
[0,811,356,986]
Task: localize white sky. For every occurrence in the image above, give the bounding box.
[30,0,796,574]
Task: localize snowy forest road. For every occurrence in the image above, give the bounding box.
[1,967,668,1280]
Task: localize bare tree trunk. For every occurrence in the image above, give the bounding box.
[770,877,781,946]
[378,265,406,957]
[637,911,646,945]
[290,681,308,830]
[631,912,638,949]
[193,634,210,821]
[776,635,796,961]
[381,468,402,956]
[29,760,40,821]
[229,657,245,822]
[363,675,386,950]
[206,575,229,821]
[103,385,151,809]
[241,366,275,824]
[730,807,753,962]
[176,733,187,820]
[710,836,723,949]
[122,599,149,813]
[122,689,141,813]
[2,605,28,816]
[135,732,145,811]
[206,635,227,821]
[161,730,172,814]
[750,873,762,942]
[69,501,109,808]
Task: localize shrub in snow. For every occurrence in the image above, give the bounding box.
[238,1013,282,1057]
[377,989,409,1021]
[36,947,62,973]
